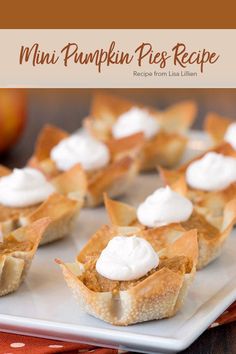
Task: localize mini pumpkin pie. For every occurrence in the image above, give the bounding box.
[204,112,236,149]
[0,165,84,245]
[104,180,236,270]
[84,93,197,170]
[160,143,236,223]
[29,124,144,207]
[56,224,198,326]
[158,146,236,268]
[0,217,51,296]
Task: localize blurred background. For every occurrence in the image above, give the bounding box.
[0,89,236,168]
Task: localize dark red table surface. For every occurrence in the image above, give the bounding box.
[1,89,236,354]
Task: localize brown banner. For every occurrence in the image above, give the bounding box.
[0,0,236,29]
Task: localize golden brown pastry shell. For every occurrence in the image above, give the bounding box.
[85,93,197,170]
[0,218,51,296]
[158,144,236,268]
[0,165,83,245]
[29,124,144,207]
[57,225,198,326]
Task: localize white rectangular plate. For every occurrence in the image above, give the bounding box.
[0,131,235,354]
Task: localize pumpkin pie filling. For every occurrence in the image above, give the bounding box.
[0,238,33,255]
[78,253,192,293]
[181,212,219,240]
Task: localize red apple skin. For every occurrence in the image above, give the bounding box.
[0,90,27,153]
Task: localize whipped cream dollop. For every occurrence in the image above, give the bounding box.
[96,236,159,281]
[186,152,236,191]
[50,134,110,171]
[224,122,236,150]
[137,186,193,228]
[112,107,160,139]
[0,168,55,207]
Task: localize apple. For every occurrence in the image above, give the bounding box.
[0,90,27,152]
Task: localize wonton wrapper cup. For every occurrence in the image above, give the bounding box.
[56,225,198,326]
[0,218,51,296]
[159,143,236,224]
[29,124,144,207]
[204,112,235,146]
[158,143,236,268]
[0,165,83,245]
[85,93,197,170]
